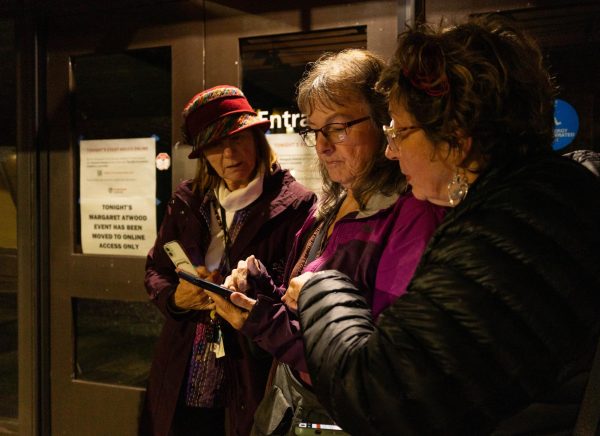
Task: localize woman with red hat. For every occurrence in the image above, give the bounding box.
[140,85,316,436]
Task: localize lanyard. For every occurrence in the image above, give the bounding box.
[212,197,232,273]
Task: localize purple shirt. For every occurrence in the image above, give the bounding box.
[241,192,446,371]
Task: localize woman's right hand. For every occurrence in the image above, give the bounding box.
[172,266,220,311]
[207,290,256,330]
[223,255,262,294]
[282,271,315,312]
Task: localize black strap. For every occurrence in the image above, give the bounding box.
[304,201,341,266]
[218,203,232,271]
[305,221,327,265]
[211,196,232,273]
[574,334,600,435]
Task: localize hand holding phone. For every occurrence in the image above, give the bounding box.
[164,240,248,311]
[163,240,216,310]
[177,270,250,312]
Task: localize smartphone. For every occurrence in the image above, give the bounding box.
[295,422,349,436]
[164,240,246,309]
[176,269,235,301]
[163,240,198,277]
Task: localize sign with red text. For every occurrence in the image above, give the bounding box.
[80,138,157,256]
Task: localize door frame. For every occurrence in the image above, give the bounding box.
[45,3,206,435]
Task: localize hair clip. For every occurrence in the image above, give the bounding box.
[403,68,450,97]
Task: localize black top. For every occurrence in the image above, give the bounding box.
[299,152,600,435]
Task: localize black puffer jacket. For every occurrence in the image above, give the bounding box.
[298,152,600,435]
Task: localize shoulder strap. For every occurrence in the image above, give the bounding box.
[574,334,600,435]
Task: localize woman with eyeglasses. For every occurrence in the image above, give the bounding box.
[205,49,446,435]
[290,17,600,435]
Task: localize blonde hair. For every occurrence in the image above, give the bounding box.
[297,49,406,215]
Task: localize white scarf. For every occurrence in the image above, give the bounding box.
[204,172,265,271]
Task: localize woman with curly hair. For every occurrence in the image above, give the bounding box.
[293,17,600,435]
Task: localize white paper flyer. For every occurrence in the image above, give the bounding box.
[80,137,157,256]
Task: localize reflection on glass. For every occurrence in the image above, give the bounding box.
[240,26,367,133]
[0,149,16,249]
[0,16,17,433]
[74,298,163,387]
[71,46,172,244]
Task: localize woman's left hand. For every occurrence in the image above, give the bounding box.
[206,290,256,330]
[282,272,315,311]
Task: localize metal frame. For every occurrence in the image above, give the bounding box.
[15,1,50,434]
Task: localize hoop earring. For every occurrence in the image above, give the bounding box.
[447,167,469,206]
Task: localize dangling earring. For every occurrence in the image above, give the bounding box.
[447,167,469,206]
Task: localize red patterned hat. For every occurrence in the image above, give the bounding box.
[182,85,270,159]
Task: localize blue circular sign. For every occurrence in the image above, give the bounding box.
[552,99,579,150]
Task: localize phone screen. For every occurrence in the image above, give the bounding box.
[295,422,349,435]
[298,423,343,430]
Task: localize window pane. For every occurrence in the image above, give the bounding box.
[74,298,163,387]
[473,6,599,153]
[71,46,172,249]
[240,26,367,132]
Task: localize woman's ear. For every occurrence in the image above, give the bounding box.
[454,135,473,167]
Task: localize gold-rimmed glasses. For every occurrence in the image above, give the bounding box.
[383,122,420,152]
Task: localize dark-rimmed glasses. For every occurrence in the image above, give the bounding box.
[382,122,420,152]
[299,116,371,147]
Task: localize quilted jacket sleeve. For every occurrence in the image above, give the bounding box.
[299,266,584,436]
[299,271,418,435]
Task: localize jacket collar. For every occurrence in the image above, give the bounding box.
[355,191,400,218]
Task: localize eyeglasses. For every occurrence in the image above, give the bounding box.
[298,116,370,147]
[383,122,420,152]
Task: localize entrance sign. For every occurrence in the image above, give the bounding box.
[80,137,157,256]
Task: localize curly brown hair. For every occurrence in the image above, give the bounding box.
[377,15,557,171]
[297,48,406,214]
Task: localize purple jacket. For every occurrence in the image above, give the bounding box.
[241,192,446,372]
[140,165,316,436]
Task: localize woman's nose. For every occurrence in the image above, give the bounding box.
[220,140,235,156]
[384,143,398,160]
[315,132,333,154]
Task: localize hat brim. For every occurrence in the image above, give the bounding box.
[188,114,270,159]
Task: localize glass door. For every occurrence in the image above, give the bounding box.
[45,3,206,434]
